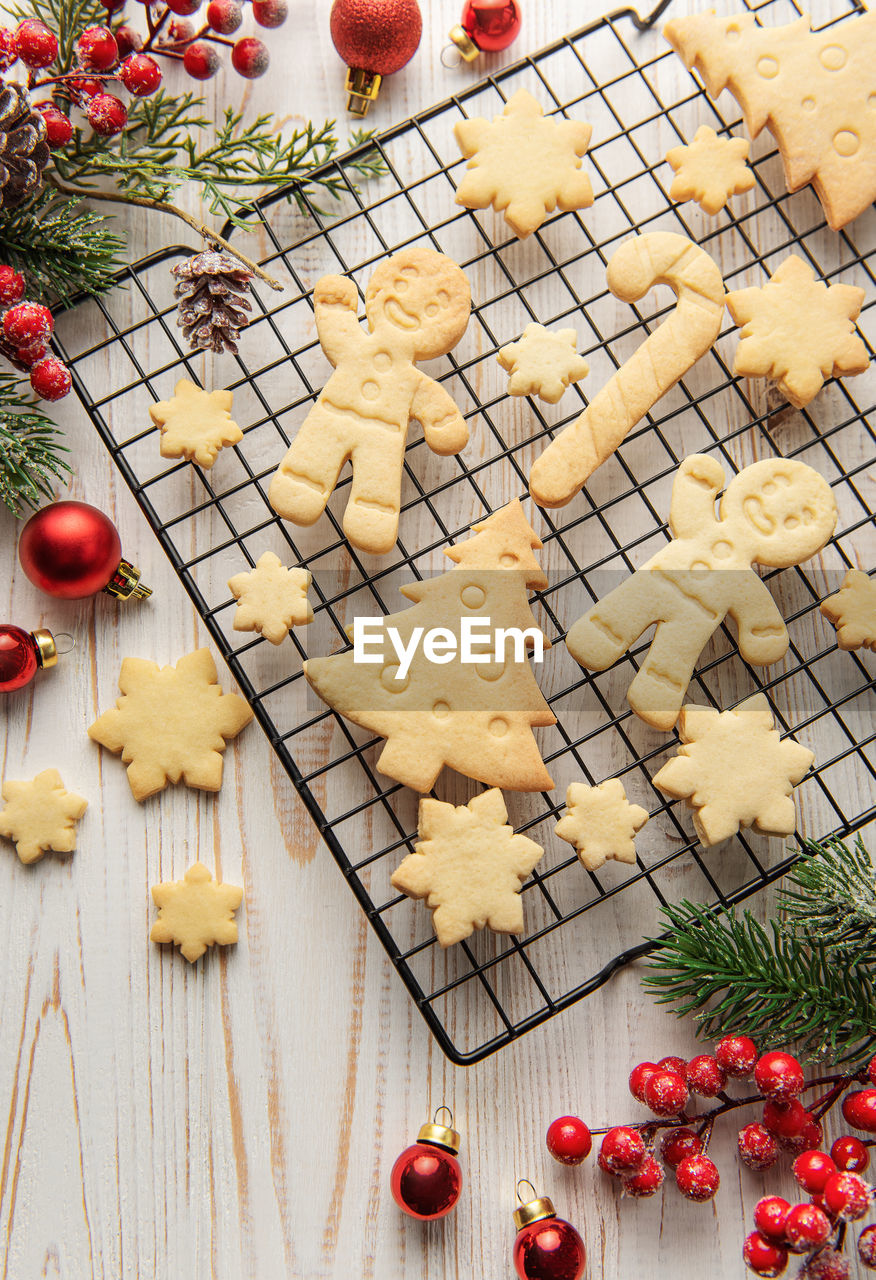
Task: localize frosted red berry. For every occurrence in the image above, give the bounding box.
[0,265,25,307]
[168,18,194,40]
[687,1054,727,1098]
[660,1127,702,1169]
[37,103,73,148]
[0,27,18,71]
[546,1116,592,1166]
[763,1099,808,1139]
[76,25,118,69]
[15,340,48,367]
[643,1069,689,1117]
[621,1154,664,1198]
[743,1231,788,1277]
[252,0,287,27]
[738,1123,779,1172]
[166,0,201,13]
[118,53,161,96]
[14,19,58,68]
[114,24,142,56]
[793,1150,837,1195]
[843,1089,876,1134]
[784,1203,831,1253]
[600,1126,646,1175]
[806,1251,851,1280]
[86,93,127,136]
[206,0,242,32]
[183,41,219,79]
[629,1061,658,1103]
[231,35,269,78]
[823,1170,872,1220]
[676,1154,720,1202]
[657,1056,688,1080]
[754,1196,792,1242]
[832,1135,869,1173]
[792,1116,823,1154]
[3,302,53,348]
[755,1052,805,1100]
[860,1223,876,1268]
[30,356,71,401]
[66,75,103,100]
[597,1148,616,1176]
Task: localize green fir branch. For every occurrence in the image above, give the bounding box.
[0,189,126,303]
[0,375,70,513]
[780,835,876,953]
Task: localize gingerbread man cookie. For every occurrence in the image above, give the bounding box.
[566,454,837,731]
[821,569,876,652]
[268,248,471,555]
[554,778,649,873]
[227,551,313,644]
[0,768,87,864]
[666,125,755,215]
[150,379,242,467]
[497,323,589,404]
[151,861,243,962]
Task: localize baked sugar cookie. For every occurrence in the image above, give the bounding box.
[228,551,313,644]
[150,379,242,468]
[666,125,755,215]
[821,569,876,652]
[554,778,648,873]
[498,323,589,404]
[0,768,87,864]
[151,861,243,962]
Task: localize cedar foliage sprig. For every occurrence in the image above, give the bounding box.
[0,189,126,303]
[0,375,70,512]
[642,835,876,1067]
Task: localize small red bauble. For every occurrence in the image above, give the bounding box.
[18,500,150,601]
[330,0,422,75]
[453,0,521,58]
[0,625,59,693]
[231,36,269,78]
[743,1230,788,1278]
[206,0,243,32]
[832,1135,869,1173]
[86,93,127,136]
[783,1202,831,1253]
[3,302,53,349]
[715,1035,759,1078]
[0,27,18,71]
[183,41,219,79]
[37,104,74,148]
[0,265,25,306]
[252,0,286,27]
[754,1051,804,1100]
[823,1171,872,1220]
[512,1188,586,1280]
[599,1126,645,1175]
[792,1150,837,1195]
[738,1123,779,1172]
[621,1155,664,1199]
[118,53,162,96]
[675,1154,720,1202]
[859,1223,876,1268]
[643,1069,688,1117]
[686,1054,726,1098]
[843,1089,876,1134]
[30,356,71,402]
[76,25,118,69]
[628,1061,658,1102]
[753,1195,792,1242]
[14,19,58,68]
[390,1112,462,1220]
[545,1116,591,1166]
[660,1126,702,1168]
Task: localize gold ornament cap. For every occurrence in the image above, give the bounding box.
[513,1181,556,1231]
[345,67,382,116]
[104,559,152,601]
[448,23,481,60]
[31,628,58,669]
[417,1122,461,1154]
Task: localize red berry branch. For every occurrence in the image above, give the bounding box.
[0,265,71,401]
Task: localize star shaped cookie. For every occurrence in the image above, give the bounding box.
[554,778,649,873]
[227,552,313,645]
[497,323,589,404]
[726,256,869,409]
[150,379,243,467]
[454,88,594,239]
[666,125,755,215]
[151,861,243,962]
[652,693,814,848]
[88,648,253,801]
[0,768,87,864]
[390,788,544,947]
[821,569,876,652]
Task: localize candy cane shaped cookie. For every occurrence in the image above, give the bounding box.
[529,233,725,508]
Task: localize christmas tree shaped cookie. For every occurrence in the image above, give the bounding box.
[0,768,87,864]
[391,788,544,947]
[821,569,876,652]
[304,500,556,792]
[664,8,876,229]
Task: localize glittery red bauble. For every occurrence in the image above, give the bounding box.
[0,625,39,692]
[390,1141,461,1219]
[460,0,521,52]
[329,0,422,75]
[18,501,122,599]
[513,1216,586,1280]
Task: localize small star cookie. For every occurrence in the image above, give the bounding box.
[227,552,313,645]
[726,256,869,409]
[554,778,649,873]
[666,125,755,215]
[454,88,594,239]
[150,379,242,467]
[151,861,243,963]
[652,693,814,848]
[497,323,589,404]
[88,648,253,801]
[0,768,87,864]
[390,789,544,947]
[821,569,876,652]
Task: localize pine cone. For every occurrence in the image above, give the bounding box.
[0,81,50,210]
[171,248,253,355]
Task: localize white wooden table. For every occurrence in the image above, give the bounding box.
[2,1,875,1276]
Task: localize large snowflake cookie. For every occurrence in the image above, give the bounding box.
[726,256,868,409]
[88,648,253,801]
[666,125,755,215]
[151,861,243,963]
[498,323,589,404]
[390,789,544,947]
[652,693,814,847]
[821,569,876,652]
[150,378,242,467]
[453,88,594,239]
[554,778,649,873]
[0,768,87,864]
[228,551,313,645]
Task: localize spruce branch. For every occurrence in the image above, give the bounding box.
[781,835,876,953]
[0,374,70,513]
[0,189,126,304]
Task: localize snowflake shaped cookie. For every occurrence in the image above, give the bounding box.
[726,256,869,409]
[150,379,243,467]
[554,778,649,873]
[666,125,755,215]
[497,323,589,404]
[227,552,313,645]
[821,569,876,652]
[151,861,243,962]
[0,768,87,864]
[454,88,594,239]
[88,648,253,801]
[390,788,544,947]
[652,693,814,847]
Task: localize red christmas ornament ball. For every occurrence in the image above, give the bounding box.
[459,0,520,53]
[513,1214,586,1280]
[18,501,122,599]
[0,624,39,691]
[390,1140,461,1220]
[545,1116,592,1166]
[330,0,422,75]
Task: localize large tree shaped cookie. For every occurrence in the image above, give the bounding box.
[304,500,556,792]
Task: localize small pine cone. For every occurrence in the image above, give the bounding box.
[171,247,253,355]
[0,81,51,209]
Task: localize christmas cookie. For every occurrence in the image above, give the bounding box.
[820,569,876,652]
[88,648,253,800]
[0,768,87,864]
[652,693,815,847]
[665,125,755,215]
[497,323,589,404]
[529,234,725,507]
[227,551,313,645]
[150,379,242,467]
[566,454,837,731]
[304,500,556,793]
[453,88,594,239]
[554,778,649,873]
[151,861,243,962]
[268,248,470,555]
[664,8,876,231]
[726,256,868,409]
[390,788,544,947]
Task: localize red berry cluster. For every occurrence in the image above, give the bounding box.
[0,267,71,402]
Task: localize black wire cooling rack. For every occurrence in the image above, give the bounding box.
[58,0,876,1063]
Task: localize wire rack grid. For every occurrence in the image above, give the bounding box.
[57,0,876,1064]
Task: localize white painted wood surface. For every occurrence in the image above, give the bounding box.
[2,1,875,1276]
